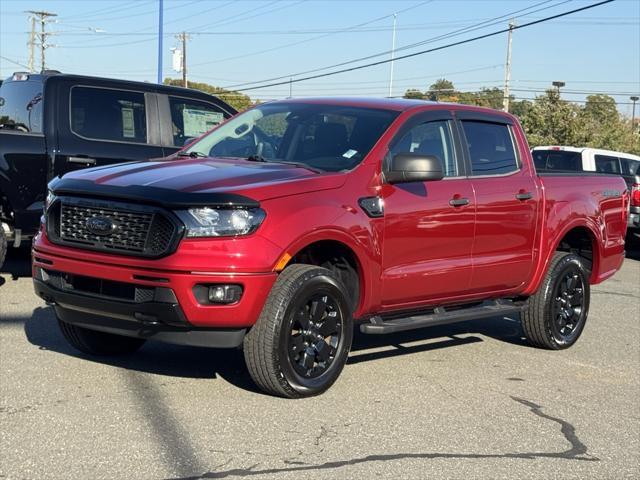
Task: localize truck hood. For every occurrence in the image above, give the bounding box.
[57,157,347,203]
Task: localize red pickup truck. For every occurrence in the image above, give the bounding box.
[33,98,628,398]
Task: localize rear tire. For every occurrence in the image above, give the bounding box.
[522,252,590,349]
[57,318,146,355]
[0,226,7,270]
[244,264,353,398]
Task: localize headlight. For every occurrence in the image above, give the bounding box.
[176,207,266,237]
[44,190,56,212]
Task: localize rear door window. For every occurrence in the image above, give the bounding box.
[70,86,147,143]
[594,154,621,174]
[168,97,226,146]
[0,80,43,133]
[461,121,518,175]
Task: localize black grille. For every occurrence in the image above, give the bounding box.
[47,198,182,257]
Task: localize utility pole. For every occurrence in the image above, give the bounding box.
[28,15,36,72]
[289,77,293,98]
[26,11,57,72]
[176,32,190,88]
[631,96,639,132]
[157,0,164,84]
[388,13,397,98]
[502,19,515,112]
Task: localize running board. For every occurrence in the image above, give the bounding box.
[360,300,527,335]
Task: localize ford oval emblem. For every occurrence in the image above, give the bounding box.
[86,216,116,236]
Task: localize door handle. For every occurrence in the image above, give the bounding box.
[515,191,532,201]
[449,197,470,207]
[68,156,96,165]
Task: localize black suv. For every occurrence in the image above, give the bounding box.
[0,72,237,267]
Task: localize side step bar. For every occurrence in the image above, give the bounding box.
[360,299,527,335]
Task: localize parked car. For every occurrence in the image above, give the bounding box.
[33,98,627,397]
[0,71,237,267]
[532,146,640,234]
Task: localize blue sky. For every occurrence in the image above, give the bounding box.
[1,0,638,115]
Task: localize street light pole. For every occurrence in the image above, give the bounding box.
[157,0,163,84]
[388,13,397,98]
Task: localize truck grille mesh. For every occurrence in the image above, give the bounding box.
[48,199,181,257]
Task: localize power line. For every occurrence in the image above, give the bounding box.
[233,1,616,93]
[220,0,566,89]
[189,0,435,68]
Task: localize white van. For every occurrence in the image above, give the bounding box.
[531,146,640,234]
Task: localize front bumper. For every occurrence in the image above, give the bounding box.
[32,243,278,330]
[33,277,246,348]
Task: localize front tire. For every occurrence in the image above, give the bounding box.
[522,252,590,349]
[244,264,354,398]
[58,318,146,355]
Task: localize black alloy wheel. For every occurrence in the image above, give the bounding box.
[243,264,354,398]
[287,293,343,379]
[522,252,591,350]
[551,269,586,343]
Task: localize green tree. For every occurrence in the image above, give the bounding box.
[427,78,456,101]
[163,78,253,111]
[403,88,425,100]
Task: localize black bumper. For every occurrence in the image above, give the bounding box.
[33,278,246,348]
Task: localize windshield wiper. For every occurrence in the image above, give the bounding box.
[177,151,207,158]
[245,155,323,173]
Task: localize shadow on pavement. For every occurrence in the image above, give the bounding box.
[20,304,529,395]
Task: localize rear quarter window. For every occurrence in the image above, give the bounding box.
[0,80,43,133]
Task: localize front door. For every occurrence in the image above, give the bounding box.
[381,114,475,307]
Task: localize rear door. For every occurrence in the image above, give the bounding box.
[52,79,165,177]
[380,110,476,306]
[457,112,539,294]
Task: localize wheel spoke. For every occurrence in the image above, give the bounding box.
[570,288,583,307]
[290,334,305,354]
[310,296,328,322]
[566,274,578,292]
[302,350,315,370]
[315,339,331,362]
[295,308,311,330]
[318,314,338,337]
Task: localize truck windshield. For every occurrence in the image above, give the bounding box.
[185,102,399,172]
[0,80,44,133]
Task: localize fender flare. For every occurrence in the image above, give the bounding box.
[525,218,602,295]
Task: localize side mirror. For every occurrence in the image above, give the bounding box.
[385,153,445,183]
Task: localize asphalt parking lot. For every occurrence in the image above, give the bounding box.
[1,245,639,480]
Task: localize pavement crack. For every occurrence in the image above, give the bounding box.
[164,396,598,479]
[509,396,591,459]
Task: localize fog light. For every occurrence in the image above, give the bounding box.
[208,285,243,304]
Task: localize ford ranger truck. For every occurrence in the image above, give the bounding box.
[32,98,628,398]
